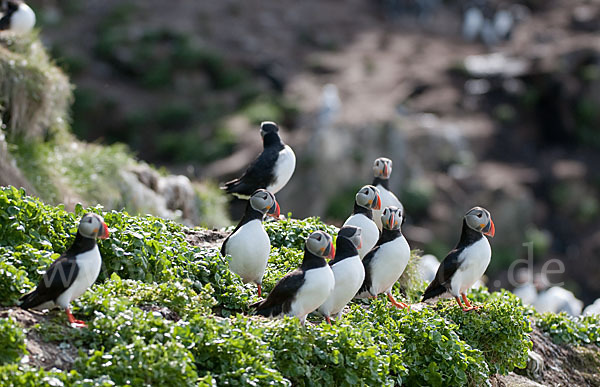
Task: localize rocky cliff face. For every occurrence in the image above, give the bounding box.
[0,33,229,228]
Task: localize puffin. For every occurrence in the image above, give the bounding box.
[0,1,35,33]
[221,121,296,199]
[421,206,495,311]
[317,225,364,324]
[19,213,109,327]
[371,157,404,231]
[252,230,335,325]
[221,189,280,297]
[356,206,411,309]
[343,185,381,259]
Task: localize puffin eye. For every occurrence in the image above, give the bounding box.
[477,213,482,218]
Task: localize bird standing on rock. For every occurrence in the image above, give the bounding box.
[421,206,495,311]
[221,189,280,297]
[252,231,335,325]
[0,1,35,33]
[371,157,404,231]
[343,185,381,259]
[221,121,296,200]
[356,206,411,309]
[19,213,109,328]
[317,225,364,324]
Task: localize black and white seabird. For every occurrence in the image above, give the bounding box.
[317,225,364,324]
[19,213,109,327]
[356,206,411,309]
[221,189,280,297]
[252,231,335,325]
[343,185,381,259]
[221,121,296,200]
[421,206,495,311]
[0,1,35,33]
[371,157,404,231]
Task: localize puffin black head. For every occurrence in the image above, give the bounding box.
[78,213,109,240]
[381,206,403,230]
[306,231,335,260]
[464,206,495,237]
[260,121,280,137]
[373,157,392,180]
[356,185,381,210]
[337,225,362,250]
[249,189,280,219]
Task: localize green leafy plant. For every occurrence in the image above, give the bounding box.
[0,260,34,306]
[76,273,216,319]
[264,216,338,250]
[443,290,533,375]
[186,315,288,385]
[0,364,77,387]
[345,301,490,386]
[261,317,390,386]
[0,317,27,365]
[536,312,600,346]
[75,339,198,387]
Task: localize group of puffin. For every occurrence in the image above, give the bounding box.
[220,121,495,325]
[16,118,494,327]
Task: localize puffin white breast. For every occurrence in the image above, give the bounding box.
[267,145,296,194]
[449,237,491,296]
[225,219,271,284]
[318,255,364,317]
[290,265,334,319]
[343,214,379,259]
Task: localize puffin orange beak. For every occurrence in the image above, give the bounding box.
[484,219,495,237]
[383,164,389,178]
[327,242,335,259]
[100,222,110,239]
[389,213,395,229]
[268,202,280,219]
[373,194,382,210]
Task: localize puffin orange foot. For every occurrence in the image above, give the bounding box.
[387,293,409,309]
[66,309,87,328]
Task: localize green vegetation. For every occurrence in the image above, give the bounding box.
[442,291,532,375]
[0,317,26,365]
[536,312,600,346]
[0,364,76,387]
[0,186,545,385]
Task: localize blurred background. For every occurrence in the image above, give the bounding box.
[3,0,600,309]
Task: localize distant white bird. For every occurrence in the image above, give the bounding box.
[463,7,484,41]
[533,286,583,316]
[418,254,439,283]
[317,83,341,129]
[513,283,538,306]
[583,299,600,316]
[493,9,514,41]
